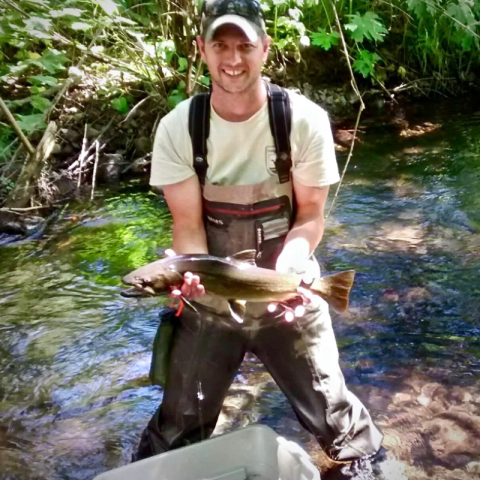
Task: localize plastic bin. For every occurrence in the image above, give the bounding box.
[93,424,320,480]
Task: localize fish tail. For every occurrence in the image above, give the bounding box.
[310,270,355,312]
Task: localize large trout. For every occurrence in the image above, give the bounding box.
[123,250,355,313]
[122,250,355,318]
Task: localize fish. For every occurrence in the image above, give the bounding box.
[122,250,355,321]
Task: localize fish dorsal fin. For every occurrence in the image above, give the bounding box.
[227,249,257,266]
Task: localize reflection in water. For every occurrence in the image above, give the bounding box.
[1,100,480,479]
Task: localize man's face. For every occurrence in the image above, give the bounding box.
[197,24,270,94]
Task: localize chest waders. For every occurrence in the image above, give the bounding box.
[134,84,383,463]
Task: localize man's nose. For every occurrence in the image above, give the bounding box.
[225,46,242,66]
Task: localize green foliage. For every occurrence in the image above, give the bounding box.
[15,114,47,134]
[259,0,480,90]
[111,96,129,114]
[310,28,340,51]
[344,12,388,43]
[30,96,52,112]
[353,50,382,78]
[167,81,187,110]
[0,0,478,162]
[0,176,15,195]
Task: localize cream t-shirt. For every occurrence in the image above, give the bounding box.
[150,88,340,188]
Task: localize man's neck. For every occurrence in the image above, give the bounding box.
[210,80,267,122]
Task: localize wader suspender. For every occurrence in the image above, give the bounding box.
[188,84,292,185]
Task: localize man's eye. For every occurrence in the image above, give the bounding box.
[241,44,255,52]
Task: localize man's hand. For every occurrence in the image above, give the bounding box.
[267,281,316,322]
[268,239,318,322]
[165,249,205,299]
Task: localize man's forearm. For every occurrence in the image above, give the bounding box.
[172,224,209,254]
[282,213,325,261]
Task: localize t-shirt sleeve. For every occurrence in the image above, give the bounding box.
[149,103,195,187]
[292,101,340,188]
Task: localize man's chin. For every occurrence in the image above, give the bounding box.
[214,78,256,94]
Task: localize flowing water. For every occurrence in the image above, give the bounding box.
[1,97,480,480]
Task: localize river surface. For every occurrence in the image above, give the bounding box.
[1,97,480,480]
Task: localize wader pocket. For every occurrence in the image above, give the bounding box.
[149,308,177,387]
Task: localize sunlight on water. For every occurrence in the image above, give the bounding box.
[1,100,480,479]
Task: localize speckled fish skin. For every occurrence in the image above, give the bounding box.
[122,253,355,312]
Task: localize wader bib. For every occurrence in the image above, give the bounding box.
[135,85,383,462]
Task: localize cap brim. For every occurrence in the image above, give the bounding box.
[205,14,259,42]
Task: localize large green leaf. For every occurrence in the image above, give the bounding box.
[167,90,186,110]
[406,0,437,17]
[28,75,59,86]
[50,8,83,18]
[70,22,93,30]
[345,12,388,43]
[178,57,188,72]
[111,96,129,114]
[310,28,340,51]
[31,96,52,112]
[15,114,47,134]
[94,0,120,16]
[353,50,382,78]
[24,16,52,32]
[36,50,68,74]
[446,0,476,28]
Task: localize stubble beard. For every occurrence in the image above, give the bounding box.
[213,71,261,95]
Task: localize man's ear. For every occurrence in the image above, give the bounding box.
[197,35,207,62]
[262,35,271,61]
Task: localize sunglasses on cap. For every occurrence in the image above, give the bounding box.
[202,0,264,26]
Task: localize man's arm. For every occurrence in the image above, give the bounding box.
[162,175,208,254]
[276,177,329,274]
[162,175,208,298]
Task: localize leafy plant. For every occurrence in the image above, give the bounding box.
[344,12,388,43]
[353,50,382,78]
[111,96,129,114]
[310,28,340,51]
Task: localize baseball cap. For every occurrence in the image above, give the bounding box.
[201,0,267,42]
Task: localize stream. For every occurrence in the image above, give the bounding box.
[1,97,480,480]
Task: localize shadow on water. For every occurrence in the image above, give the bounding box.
[1,99,480,479]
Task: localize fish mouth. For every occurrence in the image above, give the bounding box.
[122,274,156,296]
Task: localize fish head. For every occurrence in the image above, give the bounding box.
[122,261,183,296]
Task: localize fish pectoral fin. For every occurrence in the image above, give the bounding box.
[228,299,247,324]
[227,249,257,266]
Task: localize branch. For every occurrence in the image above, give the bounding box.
[0,97,35,156]
[326,104,363,220]
[331,2,364,110]
[325,0,365,220]
[0,205,51,213]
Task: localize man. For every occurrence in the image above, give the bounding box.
[135,0,384,474]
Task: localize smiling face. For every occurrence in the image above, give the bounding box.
[197,24,270,94]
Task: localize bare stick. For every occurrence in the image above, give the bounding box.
[91,140,100,201]
[326,104,363,219]
[0,205,51,213]
[76,124,88,193]
[331,2,364,110]
[67,117,114,172]
[119,97,149,125]
[325,1,365,220]
[0,97,35,156]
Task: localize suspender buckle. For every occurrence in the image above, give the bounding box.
[275,152,292,184]
[194,156,208,185]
